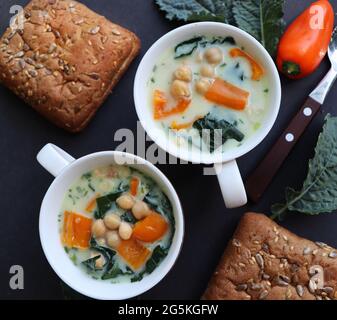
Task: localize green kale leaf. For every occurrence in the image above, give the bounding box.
[271,115,337,220]
[193,113,244,152]
[233,0,285,56]
[155,0,285,55]
[155,0,234,24]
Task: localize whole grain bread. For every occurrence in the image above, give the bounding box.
[0,0,140,132]
[203,212,337,300]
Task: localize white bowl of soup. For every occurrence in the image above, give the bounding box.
[37,144,184,300]
[134,22,281,208]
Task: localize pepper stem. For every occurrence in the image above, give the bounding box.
[282,61,301,76]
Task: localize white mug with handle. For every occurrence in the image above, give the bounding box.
[36,143,184,300]
[134,22,281,208]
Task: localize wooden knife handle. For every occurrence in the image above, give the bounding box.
[246,97,321,203]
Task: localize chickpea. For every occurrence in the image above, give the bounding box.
[204,47,223,64]
[104,213,121,230]
[132,200,151,220]
[91,252,105,269]
[170,80,191,100]
[174,65,192,82]
[200,65,215,78]
[106,230,121,249]
[195,78,213,95]
[118,222,133,240]
[116,193,135,210]
[92,219,106,238]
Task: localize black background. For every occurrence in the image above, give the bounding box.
[1,0,337,300]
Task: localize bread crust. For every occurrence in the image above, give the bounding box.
[0,0,140,132]
[203,212,337,300]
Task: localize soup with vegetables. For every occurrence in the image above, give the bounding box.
[60,165,175,283]
[148,35,270,153]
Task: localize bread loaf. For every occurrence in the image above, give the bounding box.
[0,0,140,132]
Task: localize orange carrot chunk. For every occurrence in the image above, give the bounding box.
[205,78,249,110]
[133,212,168,243]
[85,194,100,213]
[153,90,191,119]
[229,48,264,81]
[117,238,151,270]
[62,211,92,249]
[130,177,139,196]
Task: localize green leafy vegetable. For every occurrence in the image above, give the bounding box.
[89,238,116,264]
[95,192,122,219]
[121,211,137,224]
[209,36,236,46]
[131,273,144,283]
[193,113,244,152]
[81,255,101,271]
[174,36,203,58]
[271,116,337,220]
[145,246,168,274]
[233,0,285,56]
[155,0,285,55]
[144,189,175,231]
[94,183,128,219]
[174,36,236,59]
[81,238,117,277]
[156,0,234,24]
[101,265,133,280]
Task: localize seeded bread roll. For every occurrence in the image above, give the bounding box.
[0,0,140,132]
[203,212,337,300]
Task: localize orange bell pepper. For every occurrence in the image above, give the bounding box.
[153,90,191,119]
[132,212,168,243]
[130,177,139,196]
[229,48,264,81]
[170,115,203,130]
[277,0,334,79]
[85,194,100,213]
[62,211,92,249]
[205,78,249,110]
[117,238,151,270]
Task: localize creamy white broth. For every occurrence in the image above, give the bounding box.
[59,165,175,283]
[147,35,270,154]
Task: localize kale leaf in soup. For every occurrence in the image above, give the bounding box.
[145,245,168,274]
[174,36,203,59]
[193,113,244,152]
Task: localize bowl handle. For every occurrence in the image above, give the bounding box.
[214,160,247,208]
[36,143,75,177]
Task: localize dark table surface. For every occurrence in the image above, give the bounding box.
[1,0,337,300]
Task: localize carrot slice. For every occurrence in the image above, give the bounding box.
[205,78,249,110]
[133,212,168,243]
[62,211,92,249]
[229,48,264,81]
[130,177,139,196]
[85,194,100,213]
[117,238,151,270]
[153,90,191,119]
